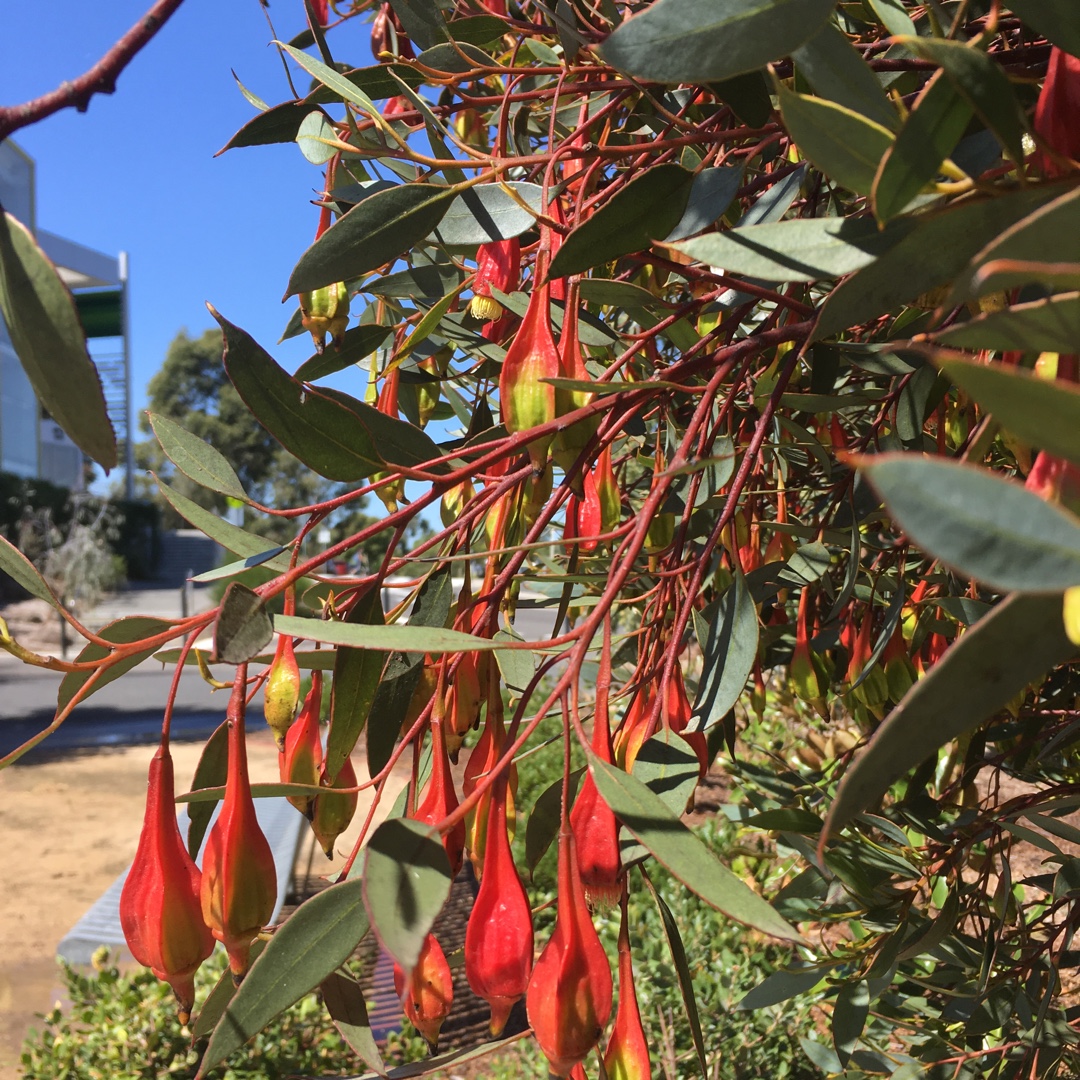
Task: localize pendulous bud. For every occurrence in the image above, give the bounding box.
[394,932,454,1052]
[310,753,358,859]
[279,673,323,818]
[604,905,652,1080]
[263,635,300,749]
[119,741,214,1024]
[300,280,350,354]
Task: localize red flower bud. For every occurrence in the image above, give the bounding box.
[414,717,466,877]
[663,664,708,780]
[263,635,300,749]
[279,673,323,817]
[394,932,454,1051]
[463,706,516,876]
[603,908,651,1080]
[201,680,278,979]
[310,753,359,859]
[527,829,613,1076]
[612,685,653,772]
[119,742,214,1023]
[465,775,533,1036]
[499,280,559,470]
[565,468,604,552]
[1034,47,1080,178]
[470,238,521,325]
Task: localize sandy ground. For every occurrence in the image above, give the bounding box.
[0,725,407,1080]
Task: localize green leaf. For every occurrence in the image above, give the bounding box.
[865,0,915,36]
[823,592,1074,841]
[640,868,708,1078]
[295,109,339,164]
[276,41,382,119]
[436,182,542,244]
[814,183,1063,340]
[777,83,894,195]
[600,0,837,85]
[286,183,455,296]
[148,413,248,502]
[633,731,700,815]
[792,21,898,130]
[200,880,371,1073]
[191,939,265,1038]
[58,617,173,712]
[663,166,745,243]
[275,613,513,653]
[327,589,386,782]
[366,263,463,299]
[937,357,1080,469]
[216,308,437,481]
[953,186,1080,302]
[306,63,425,105]
[548,164,695,278]
[493,625,535,696]
[872,70,973,224]
[0,212,116,468]
[388,0,447,50]
[578,278,668,310]
[217,102,320,154]
[709,70,774,128]
[366,567,453,778]
[669,214,912,283]
[588,754,802,942]
[526,769,584,874]
[320,972,386,1076]
[932,291,1080,354]
[1006,0,1080,58]
[186,720,228,859]
[191,548,288,584]
[415,40,500,74]
[738,966,827,1009]
[0,535,62,610]
[688,573,759,732]
[833,981,870,1065]
[896,37,1027,164]
[858,453,1080,592]
[213,582,273,664]
[363,818,451,971]
[155,479,293,572]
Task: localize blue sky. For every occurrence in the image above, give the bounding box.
[0,1,350,477]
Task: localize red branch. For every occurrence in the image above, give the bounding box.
[0,0,186,143]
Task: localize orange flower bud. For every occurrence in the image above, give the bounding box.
[279,673,323,817]
[463,706,516,875]
[119,742,214,1023]
[414,717,465,878]
[201,680,278,979]
[604,908,651,1080]
[565,468,604,553]
[263,635,300,749]
[527,829,613,1076]
[612,685,653,773]
[499,279,559,470]
[310,753,359,859]
[393,932,454,1051]
[663,664,708,780]
[465,775,533,1036]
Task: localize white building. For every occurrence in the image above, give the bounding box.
[0,141,131,494]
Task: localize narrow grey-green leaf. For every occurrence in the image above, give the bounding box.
[1006,0,1080,58]
[0,212,116,468]
[200,881,370,1073]
[58,617,173,712]
[688,573,759,732]
[190,547,287,584]
[286,184,455,296]
[896,37,1027,164]
[437,182,542,244]
[738,966,827,1010]
[600,0,837,85]
[932,291,1080,354]
[859,453,1080,592]
[218,102,319,154]
[155,479,293,572]
[0,535,62,609]
[275,613,510,653]
[778,83,894,195]
[363,818,452,971]
[936,356,1080,470]
[148,413,248,502]
[321,972,386,1076]
[833,981,870,1065]
[814,183,1063,340]
[823,592,1074,841]
[367,263,463,299]
[213,582,273,664]
[493,625,535,695]
[589,754,802,942]
[276,41,381,118]
[663,166,745,243]
[295,109,339,164]
[670,215,912,284]
[872,69,973,224]
[633,731,700,815]
[327,589,386,782]
[710,70,774,128]
[388,0,447,50]
[640,867,708,1078]
[792,22,898,130]
[548,164,695,278]
[953,186,1080,302]
[866,0,915,36]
